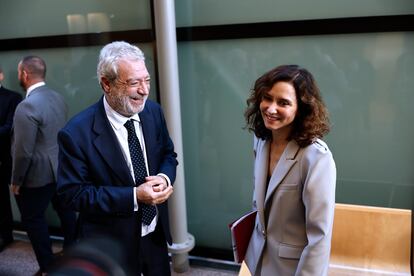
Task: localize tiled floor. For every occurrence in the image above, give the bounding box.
[0,238,238,276]
[172,267,237,276]
[2,239,411,276]
[5,236,410,276]
[0,240,41,276]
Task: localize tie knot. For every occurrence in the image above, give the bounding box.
[124,120,135,133]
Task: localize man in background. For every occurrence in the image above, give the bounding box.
[10,56,76,275]
[0,66,22,252]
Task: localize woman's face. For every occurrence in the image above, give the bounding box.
[260,81,298,135]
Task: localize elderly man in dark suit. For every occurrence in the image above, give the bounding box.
[57,41,177,275]
[0,66,22,252]
[11,56,76,275]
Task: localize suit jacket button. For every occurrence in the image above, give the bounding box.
[261,230,266,237]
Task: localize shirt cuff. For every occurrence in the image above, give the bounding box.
[157,173,171,186]
[133,187,138,211]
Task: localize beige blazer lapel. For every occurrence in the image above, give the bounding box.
[264,140,300,206]
[254,139,269,228]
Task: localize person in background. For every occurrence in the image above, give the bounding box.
[244,65,336,275]
[57,41,177,275]
[0,66,22,252]
[49,237,128,276]
[11,56,77,276]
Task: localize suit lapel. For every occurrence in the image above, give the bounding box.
[92,99,134,186]
[264,140,300,205]
[254,140,270,229]
[139,107,156,175]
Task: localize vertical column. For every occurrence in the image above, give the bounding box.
[153,0,195,273]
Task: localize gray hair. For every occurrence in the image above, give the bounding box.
[97,41,145,85]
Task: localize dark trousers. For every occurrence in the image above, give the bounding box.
[138,224,170,276]
[16,183,77,271]
[0,173,14,242]
[50,192,77,249]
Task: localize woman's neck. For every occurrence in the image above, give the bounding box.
[271,127,291,147]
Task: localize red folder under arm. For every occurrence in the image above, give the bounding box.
[229,210,257,263]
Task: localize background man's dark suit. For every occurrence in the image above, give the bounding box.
[57,97,177,274]
[0,85,22,249]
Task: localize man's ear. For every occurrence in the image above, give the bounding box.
[100,77,111,92]
[21,70,29,82]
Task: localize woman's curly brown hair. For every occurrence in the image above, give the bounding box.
[244,65,330,147]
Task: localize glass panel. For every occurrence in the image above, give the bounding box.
[0,44,157,118]
[0,43,157,226]
[178,32,414,249]
[0,0,151,39]
[175,0,414,27]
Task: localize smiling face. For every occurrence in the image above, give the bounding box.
[260,81,298,138]
[102,59,150,117]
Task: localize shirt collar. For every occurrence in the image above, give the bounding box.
[103,96,140,130]
[26,81,45,98]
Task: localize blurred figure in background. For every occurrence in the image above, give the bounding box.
[49,236,128,276]
[0,66,22,252]
[11,56,77,275]
[244,65,336,275]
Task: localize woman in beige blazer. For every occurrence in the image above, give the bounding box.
[244,65,336,276]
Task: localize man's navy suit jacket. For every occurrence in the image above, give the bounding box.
[0,86,22,176]
[57,97,177,252]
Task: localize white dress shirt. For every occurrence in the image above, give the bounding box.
[103,96,170,236]
[26,81,45,98]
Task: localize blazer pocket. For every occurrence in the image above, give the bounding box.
[278,244,304,259]
[277,183,299,190]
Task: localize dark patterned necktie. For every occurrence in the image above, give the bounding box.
[124,119,156,225]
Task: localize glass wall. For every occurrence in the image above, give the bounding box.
[0,0,151,39]
[1,0,413,255]
[0,43,157,227]
[0,0,155,228]
[1,45,156,117]
[178,32,414,248]
[175,0,414,26]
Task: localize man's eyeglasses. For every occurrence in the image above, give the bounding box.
[115,77,150,89]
